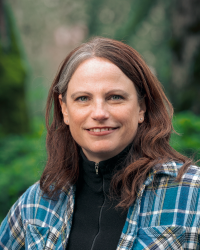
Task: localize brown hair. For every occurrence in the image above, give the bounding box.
[40,37,192,208]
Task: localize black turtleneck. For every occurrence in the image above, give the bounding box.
[66,147,130,250]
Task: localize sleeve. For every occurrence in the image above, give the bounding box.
[0,196,26,250]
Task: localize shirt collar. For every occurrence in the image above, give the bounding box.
[153,161,183,177]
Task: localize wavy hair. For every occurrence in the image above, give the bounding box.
[40,37,192,208]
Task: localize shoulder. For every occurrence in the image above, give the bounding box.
[20,181,75,203]
[21,182,75,223]
[143,161,200,199]
[137,162,200,228]
[1,182,75,228]
[150,162,200,211]
[21,181,42,203]
[154,161,200,183]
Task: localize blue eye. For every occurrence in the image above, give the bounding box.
[110,95,123,100]
[77,96,88,102]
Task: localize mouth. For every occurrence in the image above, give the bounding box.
[87,127,116,132]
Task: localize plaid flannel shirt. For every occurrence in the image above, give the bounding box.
[1,161,200,250]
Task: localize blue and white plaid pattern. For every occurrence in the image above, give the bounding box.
[1,162,200,249]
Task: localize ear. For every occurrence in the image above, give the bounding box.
[59,94,69,125]
[138,99,146,124]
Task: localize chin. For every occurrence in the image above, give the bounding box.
[91,143,116,153]
[90,146,121,158]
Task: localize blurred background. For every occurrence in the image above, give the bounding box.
[0,0,200,222]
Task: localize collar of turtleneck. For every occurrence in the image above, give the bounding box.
[79,144,132,194]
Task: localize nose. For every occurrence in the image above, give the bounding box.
[91,99,109,121]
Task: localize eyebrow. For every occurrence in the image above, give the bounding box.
[71,91,91,99]
[106,89,129,97]
[70,89,130,99]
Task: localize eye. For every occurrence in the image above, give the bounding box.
[110,95,124,100]
[76,96,88,102]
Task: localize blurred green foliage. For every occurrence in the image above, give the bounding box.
[171,112,200,162]
[0,1,30,134]
[0,117,46,222]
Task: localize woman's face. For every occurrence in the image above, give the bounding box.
[59,57,146,162]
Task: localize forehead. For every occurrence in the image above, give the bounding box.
[67,57,134,91]
[74,57,121,77]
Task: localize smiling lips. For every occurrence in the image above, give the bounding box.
[86,127,118,135]
[88,127,115,132]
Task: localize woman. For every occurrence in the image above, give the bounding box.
[0,37,200,250]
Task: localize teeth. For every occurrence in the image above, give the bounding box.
[101,128,108,131]
[89,128,114,132]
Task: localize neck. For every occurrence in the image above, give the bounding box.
[81,144,133,163]
[80,143,132,179]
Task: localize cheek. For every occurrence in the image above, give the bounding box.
[118,112,140,141]
[123,116,139,141]
[67,107,88,123]
[116,106,139,125]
